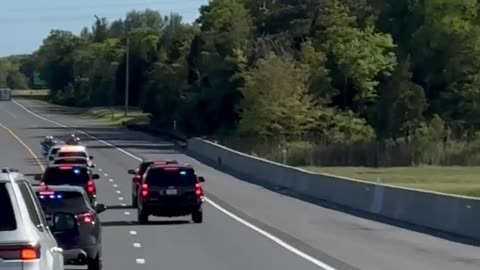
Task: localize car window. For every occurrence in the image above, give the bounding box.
[18,182,44,230]
[139,162,153,174]
[58,151,87,158]
[54,159,87,165]
[146,168,197,186]
[36,190,90,213]
[0,183,17,231]
[43,167,90,185]
[50,148,60,155]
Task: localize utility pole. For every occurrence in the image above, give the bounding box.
[124,37,130,117]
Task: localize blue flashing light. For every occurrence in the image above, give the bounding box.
[180,171,186,175]
[57,194,62,199]
[73,169,80,174]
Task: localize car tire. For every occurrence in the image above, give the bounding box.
[87,255,101,270]
[192,209,203,224]
[138,209,148,224]
[131,194,137,208]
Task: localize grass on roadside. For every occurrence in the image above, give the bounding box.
[301,166,480,197]
[80,107,150,126]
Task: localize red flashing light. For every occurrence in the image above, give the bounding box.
[195,183,203,198]
[141,184,149,198]
[163,167,179,171]
[87,180,95,194]
[76,212,94,224]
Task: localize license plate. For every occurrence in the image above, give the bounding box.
[165,188,178,195]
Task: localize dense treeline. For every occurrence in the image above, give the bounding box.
[0,55,30,89]
[15,0,480,166]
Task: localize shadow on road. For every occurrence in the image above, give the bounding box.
[101,220,190,227]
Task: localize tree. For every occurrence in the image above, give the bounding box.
[239,53,317,139]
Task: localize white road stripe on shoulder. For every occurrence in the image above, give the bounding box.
[12,98,337,270]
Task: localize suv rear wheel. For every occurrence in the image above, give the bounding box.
[138,209,148,224]
[192,209,203,223]
[87,255,101,270]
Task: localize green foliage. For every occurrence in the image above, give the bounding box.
[5,0,480,166]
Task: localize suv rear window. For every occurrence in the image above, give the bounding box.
[43,167,90,185]
[146,168,197,186]
[58,152,87,158]
[0,183,17,231]
[54,158,87,165]
[36,191,90,213]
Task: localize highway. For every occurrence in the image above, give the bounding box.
[0,98,479,270]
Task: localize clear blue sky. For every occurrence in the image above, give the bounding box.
[0,0,208,57]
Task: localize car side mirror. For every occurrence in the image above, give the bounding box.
[198,176,205,183]
[89,156,94,160]
[92,174,100,180]
[51,212,78,232]
[128,169,136,175]
[34,174,42,181]
[95,203,107,213]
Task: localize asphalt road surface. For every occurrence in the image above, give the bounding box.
[0,98,479,270]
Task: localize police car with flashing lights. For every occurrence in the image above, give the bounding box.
[35,165,100,205]
[34,185,106,270]
[134,162,206,224]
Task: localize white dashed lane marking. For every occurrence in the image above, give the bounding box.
[124,211,130,215]
[133,243,141,248]
[121,203,127,207]
[98,168,102,172]
[109,179,114,182]
[129,231,137,235]
[118,197,124,201]
[104,173,108,176]
[136,258,145,264]
[113,184,118,188]
[116,190,121,194]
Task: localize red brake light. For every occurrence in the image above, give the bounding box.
[195,183,203,198]
[0,244,41,260]
[87,180,95,194]
[59,166,72,170]
[141,184,148,198]
[76,212,94,224]
[163,167,179,171]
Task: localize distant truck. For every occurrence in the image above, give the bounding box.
[0,88,12,101]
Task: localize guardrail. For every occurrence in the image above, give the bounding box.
[187,138,480,240]
[11,89,50,97]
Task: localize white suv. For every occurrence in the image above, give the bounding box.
[0,168,64,270]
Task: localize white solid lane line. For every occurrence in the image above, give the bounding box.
[12,99,338,270]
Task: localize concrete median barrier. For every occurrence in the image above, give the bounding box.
[188,138,480,240]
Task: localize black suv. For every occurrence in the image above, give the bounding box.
[35,164,100,205]
[34,185,106,270]
[135,163,206,224]
[128,159,178,207]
